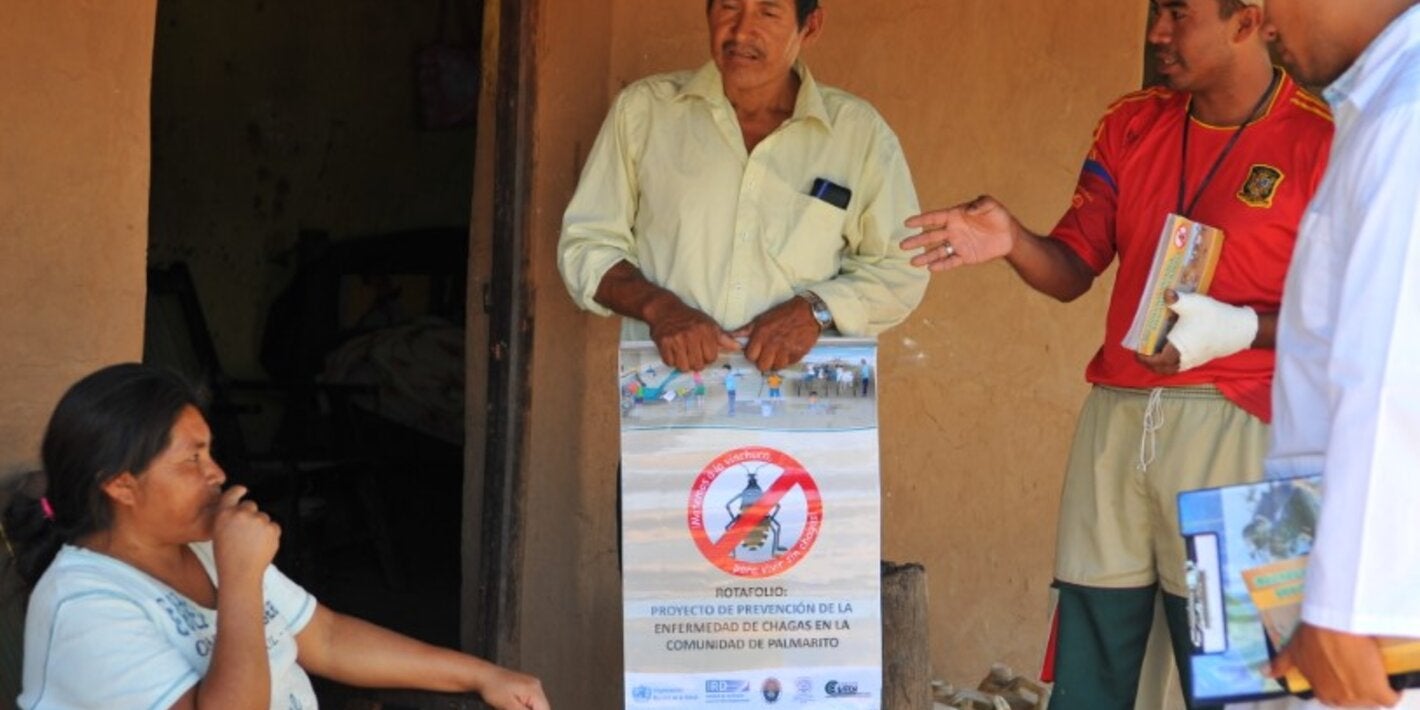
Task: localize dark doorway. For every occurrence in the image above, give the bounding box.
[144,1,484,704]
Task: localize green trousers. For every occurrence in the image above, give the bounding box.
[1049,582,1222,710]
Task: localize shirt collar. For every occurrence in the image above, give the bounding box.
[678,60,833,131]
[1324,4,1420,110]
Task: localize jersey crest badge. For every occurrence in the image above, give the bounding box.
[1237,164,1285,208]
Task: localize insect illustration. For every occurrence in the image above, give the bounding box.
[723,464,788,559]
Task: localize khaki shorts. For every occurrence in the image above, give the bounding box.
[1054,385,1268,597]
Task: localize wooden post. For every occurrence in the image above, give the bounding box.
[882,561,931,710]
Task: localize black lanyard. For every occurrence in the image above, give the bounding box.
[1176,69,1281,218]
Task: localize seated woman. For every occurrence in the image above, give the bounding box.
[3,364,550,710]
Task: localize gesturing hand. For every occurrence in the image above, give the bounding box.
[903,194,1018,271]
[211,485,280,586]
[1271,623,1400,708]
[477,666,551,710]
[645,296,740,372]
[736,296,820,372]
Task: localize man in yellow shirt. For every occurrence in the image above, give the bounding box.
[558,0,927,373]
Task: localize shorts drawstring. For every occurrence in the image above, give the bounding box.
[1138,387,1165,472]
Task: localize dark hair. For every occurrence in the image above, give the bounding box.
[1218,0,1250,18]
[1150,0,1253,20]
[2,364,204,588]
[706,0,821,28]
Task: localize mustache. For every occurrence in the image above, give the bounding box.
[720,41,763,60]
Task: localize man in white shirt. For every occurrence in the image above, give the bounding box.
[1260,0,1420,707]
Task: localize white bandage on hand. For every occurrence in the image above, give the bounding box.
[1166,292,1259,371]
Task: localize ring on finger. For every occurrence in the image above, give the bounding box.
[942,242,956,259]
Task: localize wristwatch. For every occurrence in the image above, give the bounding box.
[800,290,834,332]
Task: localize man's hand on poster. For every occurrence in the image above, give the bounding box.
[645,296,741,372]
[1140,291,1258,374]
[593,260,738,371]
[735,296,821,372]
[903,194,1017,272]
[1271,623,1401,708]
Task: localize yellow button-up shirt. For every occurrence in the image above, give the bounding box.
[558,61,927,340]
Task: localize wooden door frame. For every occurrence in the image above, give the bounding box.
[467,0,536,665]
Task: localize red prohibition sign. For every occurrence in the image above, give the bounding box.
[687,446,824,578]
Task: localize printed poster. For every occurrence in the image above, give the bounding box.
[620,338,882,708]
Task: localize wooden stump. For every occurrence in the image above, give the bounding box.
[882,560,931,710]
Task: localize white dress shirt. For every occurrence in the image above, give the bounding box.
[1269,2,1420,638]
[1232,8,1420,710]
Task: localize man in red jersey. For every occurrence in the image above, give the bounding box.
[904,1,1333,708]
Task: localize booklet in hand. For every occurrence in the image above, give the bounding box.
[1122,214,1225,356]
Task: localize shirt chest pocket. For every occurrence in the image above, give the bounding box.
[767,191,850,284]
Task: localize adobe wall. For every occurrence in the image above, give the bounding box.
[0,2,159,482]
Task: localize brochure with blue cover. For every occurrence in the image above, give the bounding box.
[1176,475,1323,704]
[1179,475,1420,703]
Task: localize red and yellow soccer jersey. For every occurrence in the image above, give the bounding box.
[1051,71,1334,422]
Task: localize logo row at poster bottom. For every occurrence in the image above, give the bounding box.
[626,666,879,707]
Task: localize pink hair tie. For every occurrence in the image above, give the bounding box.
[40,497,56,521]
